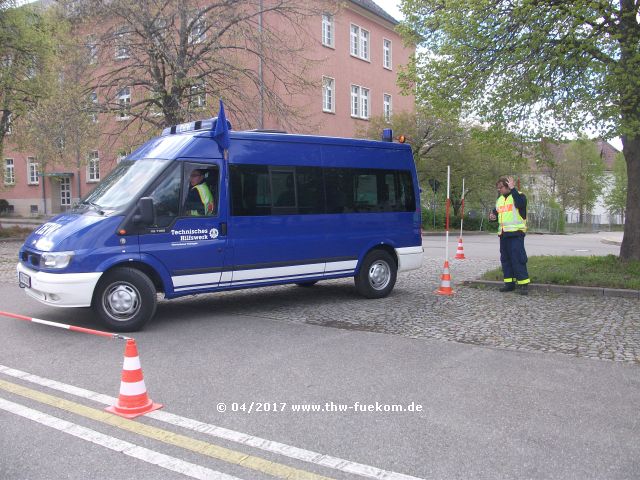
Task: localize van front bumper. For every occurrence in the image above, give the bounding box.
[16,263,102,308]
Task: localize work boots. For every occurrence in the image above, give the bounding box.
[517,284,529,296]
[499,283,515,293]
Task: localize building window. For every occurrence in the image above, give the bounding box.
[90,91,98,122]
[322,76,335,113]
[351,85,369,119]
[4,113,12,135]
[4,158,15,185]
[383,94,392,121]
[87,35,98,64]
[117,87,131,120]
[60,177,71,207]
[87,151,100,182]
[350,24,369,61]
[189,82,206,110]
[322,14,334,48]
[383,39,392,70]
[27,157,39,185]
[115,26,130,60]
[189,16,206,45]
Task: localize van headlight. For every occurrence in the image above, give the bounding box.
[40,251,74,269]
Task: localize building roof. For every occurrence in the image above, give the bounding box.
[349,0,399,25]
[535,139,620,171]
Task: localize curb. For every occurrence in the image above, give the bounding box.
[601,238,622,246]
[463,280,640,299]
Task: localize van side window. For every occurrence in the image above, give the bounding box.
[325,168,355,213]
[230,164,271,216]
[147,164,181,227]
[231,164,415,215]
[296,167,324,214]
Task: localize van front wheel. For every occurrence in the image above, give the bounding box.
[93,268,157,332]
[355,250,397,299]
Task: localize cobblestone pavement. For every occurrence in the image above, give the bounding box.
[2,239,639,364]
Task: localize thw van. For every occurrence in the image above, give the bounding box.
[17,119,423,331]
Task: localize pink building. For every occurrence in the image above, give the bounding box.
[1,0,415,217]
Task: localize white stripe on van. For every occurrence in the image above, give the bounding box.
[171,260,358,292]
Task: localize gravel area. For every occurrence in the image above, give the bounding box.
[3,238,639,364]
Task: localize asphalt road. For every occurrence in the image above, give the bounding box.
[0,233,638,479]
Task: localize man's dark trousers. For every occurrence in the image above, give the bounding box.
[499,234,529,283]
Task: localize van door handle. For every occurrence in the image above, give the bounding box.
[219,222,227,236]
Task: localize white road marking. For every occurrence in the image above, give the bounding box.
[0,364,424,480]
[0,397,243,480]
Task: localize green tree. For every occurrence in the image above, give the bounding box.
[0,2,56,162]
[359,111,527,216]
[62,0,333,135]
[400,0,640,260]
[14,15,97,208]
[555,139,605,222]
[605,152,628,222]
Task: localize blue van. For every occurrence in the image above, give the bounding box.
[17,119,423,331]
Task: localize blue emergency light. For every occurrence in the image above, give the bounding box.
[382,128,393,142]
[162,117,232,136]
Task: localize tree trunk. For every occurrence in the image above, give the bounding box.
[620,135,640,261]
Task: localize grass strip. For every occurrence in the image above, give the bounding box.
[481,255,640,290]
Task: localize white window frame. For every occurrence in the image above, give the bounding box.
[87,35,98,64]
[350,24,369,61]
[189,16,207,45]
[383,93,392,121]
[27,157,39,185]
[383,38,392,70]
[322,76,335,113]
[5,113,12,135]
[90,91,98,122]
[322,14,334,48]
[4,158,15,185]
[117,87,131,120]
[189,82,206,110]
[87,151,100,183]
[350,84,370,119]
[115,27,130,60]
[60,177,71,207]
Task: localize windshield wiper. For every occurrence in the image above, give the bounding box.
[80,201,105,215]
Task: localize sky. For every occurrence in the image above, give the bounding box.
[374,0,404,21]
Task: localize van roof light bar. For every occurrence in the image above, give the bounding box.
[162,117,232,136]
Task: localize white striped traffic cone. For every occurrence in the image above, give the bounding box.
[435,260,454,295]
[106,339,162,418]
[454,238,466,260]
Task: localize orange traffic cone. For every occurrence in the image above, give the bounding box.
[454,238,466,260]
[435,260,454,295]
[106,339,162,418]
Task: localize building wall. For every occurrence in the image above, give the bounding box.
[1,1,414,217]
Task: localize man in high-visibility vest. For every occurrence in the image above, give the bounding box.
[489,176,530,295]
[185,169,215,216]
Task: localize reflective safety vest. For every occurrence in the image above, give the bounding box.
[496,193,526,233]
[190,183,214,216]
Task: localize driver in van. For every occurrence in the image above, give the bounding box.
[185,169,214,216]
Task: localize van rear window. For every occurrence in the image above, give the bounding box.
[230,164,414,216]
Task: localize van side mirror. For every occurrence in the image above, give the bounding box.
[133,197,155,224]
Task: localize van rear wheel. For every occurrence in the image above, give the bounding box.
[93,268,157,332]
[355,250,397,298]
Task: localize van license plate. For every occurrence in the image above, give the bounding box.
[19,272,31,288]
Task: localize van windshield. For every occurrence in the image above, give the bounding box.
[81,159,169,212]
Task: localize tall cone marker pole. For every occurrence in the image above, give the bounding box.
[106,339,162,418]
[455,178,466,260]
[436,166,454,295]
